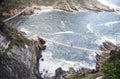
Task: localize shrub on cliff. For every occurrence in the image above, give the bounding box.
[102,50,120,79]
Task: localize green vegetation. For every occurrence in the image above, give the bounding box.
[102,50,120,79]
[0,0,56,12]
[0,21,31,50]
[66,49,120,79]
[0,54,4,63]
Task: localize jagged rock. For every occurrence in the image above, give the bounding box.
[53,0,114,12]
[55,67,66,79]
[68,67,75,74]
[95,41,117,73]
[99,41,116,51]
[33,37,46,50]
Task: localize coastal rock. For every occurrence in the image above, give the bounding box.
[96,41,117,72]
[55,67,66,79]
[2,12,10,17]
[23,7,34,15]
[68,67,75,74]
[9,9,15,16]
[99,41,116,51]
[0,21,45,79]
[53,0,114,12]
[53,1,76,12]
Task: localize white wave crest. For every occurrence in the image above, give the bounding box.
[19,28,30,34]
[53,31,74,35]
[98,21,120,27]
[98,0,120,9]
[40,50,96,77]
[86,24,94,33]
[45,31,75,35]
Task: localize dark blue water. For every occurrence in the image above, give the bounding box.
[8,0,120,75]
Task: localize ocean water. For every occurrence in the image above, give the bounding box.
[8,0,120,76]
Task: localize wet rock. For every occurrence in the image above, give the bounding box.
[55,67,66,79]
[68,67,75,74]
[100,41,116,51]
[33,37,46,50]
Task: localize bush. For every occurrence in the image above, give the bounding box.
[102,50,120,79]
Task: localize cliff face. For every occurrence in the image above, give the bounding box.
[0,21,46,79]
[0,0,116,17]
[53,0,114,12]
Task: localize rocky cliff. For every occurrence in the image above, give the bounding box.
[0,21,46,79]
[0,0,119,17]
[53,0,114,12]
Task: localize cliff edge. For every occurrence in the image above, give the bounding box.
[0,21,46,79]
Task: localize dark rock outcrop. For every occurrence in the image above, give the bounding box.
[0,21,46,79]
[54,67,66,79]
[99,41,117,51]
[96,41,117,72]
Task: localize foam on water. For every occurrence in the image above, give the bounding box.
[98,0,120,9]
[52,31,75,35]
[86,24,94,33]
[33,9,53,15]
[40,49,96,76]
[98,21,120,27]
[19,27,30,34]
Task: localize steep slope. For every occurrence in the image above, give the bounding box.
[0,21,46,79]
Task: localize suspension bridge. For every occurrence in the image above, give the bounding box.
[3,8,110,53]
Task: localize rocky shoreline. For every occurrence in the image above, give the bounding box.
[1,0,120,18]
[40,41,118,79]
[0,0,120,79]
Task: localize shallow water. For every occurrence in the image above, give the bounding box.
[8,0,120,76]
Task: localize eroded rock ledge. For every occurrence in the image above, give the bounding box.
[0,21,46,79]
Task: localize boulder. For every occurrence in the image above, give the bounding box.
[55,67,66,79]
[2,12,10,17]
[9,9,15,16]
[23,7,34,15]
[68,67,75,74]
